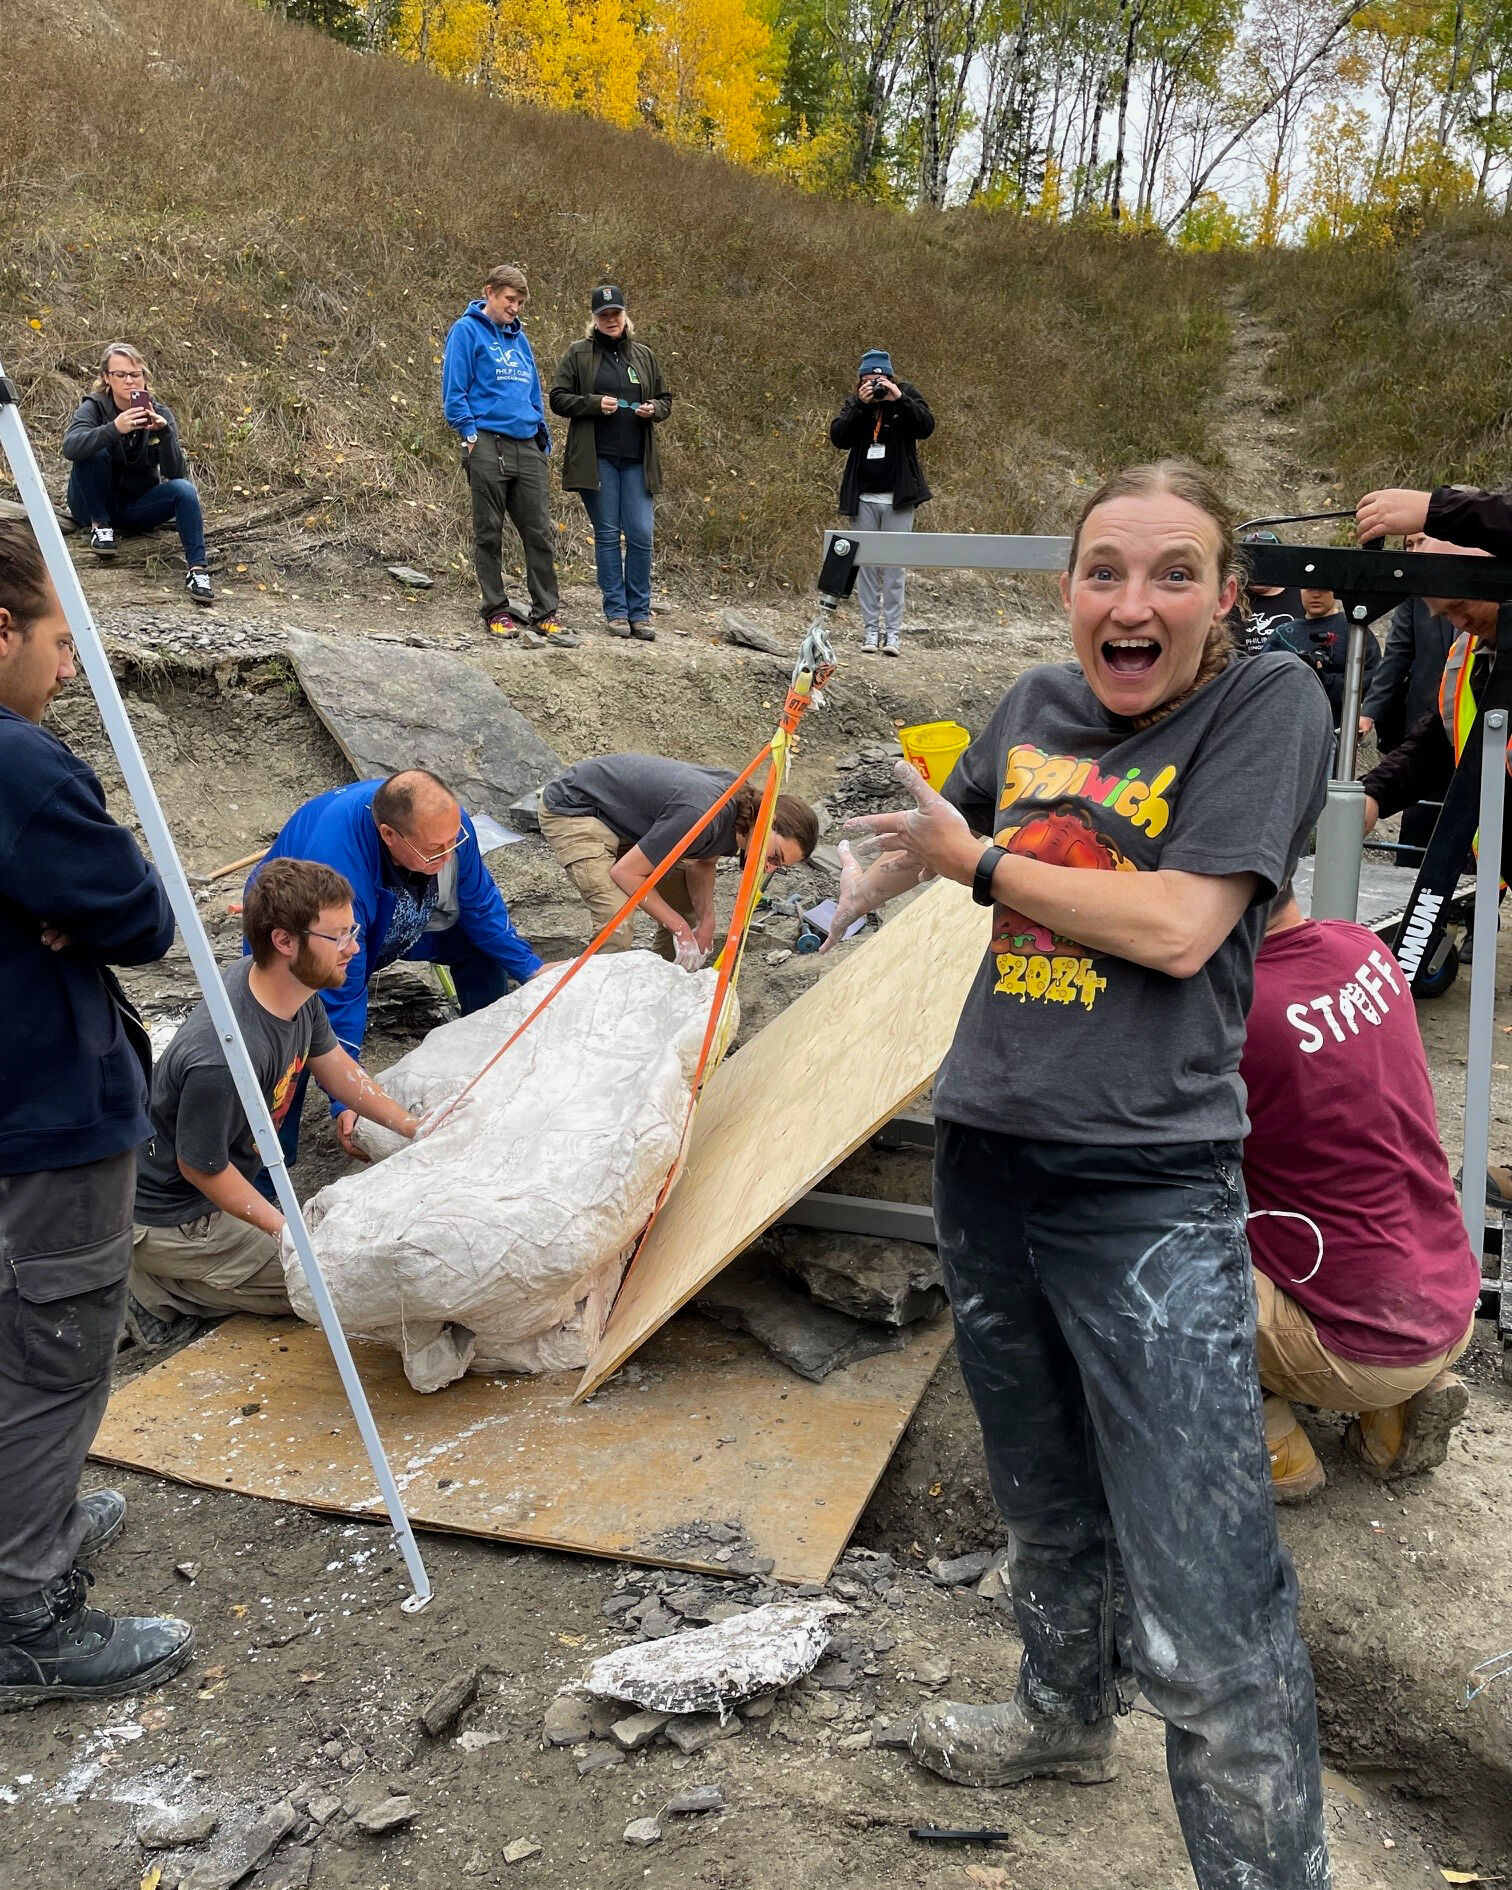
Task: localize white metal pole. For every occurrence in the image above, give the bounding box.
[1461,708,1506,1277]
[0,365,431,1611]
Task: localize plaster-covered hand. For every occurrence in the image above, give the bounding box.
[844,761,980,886]
[673,932,707,972]
[819,841,872,952]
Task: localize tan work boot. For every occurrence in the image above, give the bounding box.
[1268,1423,1326,1504]
[907,1697,1117,1789]
[1345,1370,1469,1479]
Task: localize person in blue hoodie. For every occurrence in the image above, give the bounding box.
[249,768,545,1164]
[0,521,195,1710]
[442,263,576,647]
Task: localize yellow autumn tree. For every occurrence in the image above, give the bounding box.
[394,0,643,126]
[638,0,778,163]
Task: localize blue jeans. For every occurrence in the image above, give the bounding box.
[580,458,654,623]
[259,928,516,1181]
[67,454,207,569]
[935,1124,1329,1890]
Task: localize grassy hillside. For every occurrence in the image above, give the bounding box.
[3,0,1233,590]
[1237,216,1512,503]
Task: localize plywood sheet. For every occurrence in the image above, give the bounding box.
[92,1312,951,1585]
[580,877,989,1396]
[286,630,560,821]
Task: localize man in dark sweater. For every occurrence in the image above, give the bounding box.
[62,341,213,607]
[0,522,194,1708]
[829,349,934,656]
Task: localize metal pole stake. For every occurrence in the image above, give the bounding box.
[1462,709,1506,1295]
[0,364,432,1611]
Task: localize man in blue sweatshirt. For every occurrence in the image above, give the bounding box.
[250,768,546,1164]
[0,521,194,1708]
[442,263,575,647]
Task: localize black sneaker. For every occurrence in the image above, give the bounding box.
[78,1490,126,1561]
[122,1293,201,1352]
[0,1569,194,1712]
[89,525,117,559]
[186,567,214,607]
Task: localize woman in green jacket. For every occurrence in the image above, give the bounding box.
[549,286,672,642]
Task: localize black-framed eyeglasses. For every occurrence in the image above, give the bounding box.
[105,368,147,381]
[301,924,362,947]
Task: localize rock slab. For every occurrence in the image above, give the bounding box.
[695,1255,904,1382]
[286,628,560,823]
[777,1230,945,1328]
[138,1805,220,1849]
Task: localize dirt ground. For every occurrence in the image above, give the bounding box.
[5,460,1512,1890]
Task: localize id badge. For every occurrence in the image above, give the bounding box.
[866,443,886,459]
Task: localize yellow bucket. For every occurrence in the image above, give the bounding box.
[898,720,971,791]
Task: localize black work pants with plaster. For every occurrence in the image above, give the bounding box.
[935,1124,1330,1890]
[0,1152,135,1598]
[465,432,560,625]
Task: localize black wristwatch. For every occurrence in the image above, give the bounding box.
[972,845,1007,906]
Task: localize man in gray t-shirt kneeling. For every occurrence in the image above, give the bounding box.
[128,858,420,1344]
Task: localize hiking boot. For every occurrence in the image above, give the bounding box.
[1345,1370,1469,1479]
[908,1697,1117,1788]
[185,567,214,607]
[605,619,632,638]
[882,630,902,656]
[629,620,656,642]
[78,1491,126,1562]
[0,1568,194,1712]
[486,610,520,638]
[121,1293,201,1352]
[89,525,117,559]
[1268,1423,1326,1503]
[861,629,880,654]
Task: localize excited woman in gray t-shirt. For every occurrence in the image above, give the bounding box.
[828,461,1335,1890]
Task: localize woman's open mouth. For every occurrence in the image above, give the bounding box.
[1102,636,1162,677]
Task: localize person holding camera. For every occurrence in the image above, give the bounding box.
[62,344,213,607]
[829,349,934,656]
[549,286,672,642]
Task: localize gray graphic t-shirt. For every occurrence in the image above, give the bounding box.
[134,958,336,1226]
[936,653,1332,1146]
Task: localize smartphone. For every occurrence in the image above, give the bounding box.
[129,388,153,412]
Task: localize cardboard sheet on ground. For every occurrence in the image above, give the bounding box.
[286,629,560,820]
[92,1312,951,1583]
[579,878,989,1397]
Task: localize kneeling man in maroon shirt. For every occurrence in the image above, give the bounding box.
[1242,882,1481,1501]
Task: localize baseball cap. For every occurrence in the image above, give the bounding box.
[591,284,626,313]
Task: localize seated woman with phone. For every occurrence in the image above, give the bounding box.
[62,341,213,606]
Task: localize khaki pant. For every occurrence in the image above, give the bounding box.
[131,1212,288,1320]
[1254,1268,1473,1446]
[537,800,695,960]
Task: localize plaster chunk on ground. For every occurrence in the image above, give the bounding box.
[582,1601,840,1717]
[285,955,722,1387]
